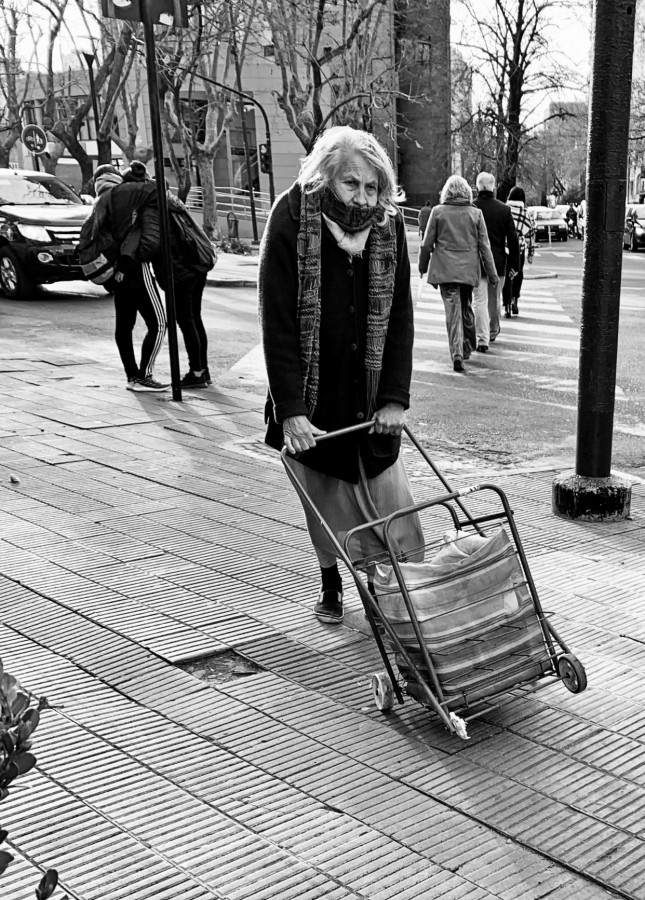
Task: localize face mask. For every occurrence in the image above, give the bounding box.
[321,186,383,233]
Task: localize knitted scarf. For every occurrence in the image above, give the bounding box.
[297,185,397,417]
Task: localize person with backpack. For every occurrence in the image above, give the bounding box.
[161,192,217,389]
[88,162,169,392]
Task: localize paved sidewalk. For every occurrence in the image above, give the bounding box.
[1,337,645,897]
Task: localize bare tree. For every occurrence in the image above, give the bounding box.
[0,5,39,167]
[455,0,586,198]
[260,0,399,151]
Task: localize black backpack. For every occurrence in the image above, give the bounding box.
[77,201,121,288]
[171,207,217,274]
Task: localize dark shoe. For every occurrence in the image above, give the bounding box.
[453,358,465,372]
[131,376,169,392]
[476,344,488,353]
[511,301,519,315]
[181,370,208,389]
[314,589,343,624]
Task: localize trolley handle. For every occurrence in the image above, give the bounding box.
[313,420,376,443]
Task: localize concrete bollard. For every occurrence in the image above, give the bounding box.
[552,472,632,521]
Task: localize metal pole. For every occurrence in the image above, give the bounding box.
[82,52,102,153]
[227,2,259,241]
[141,0,182,401]
[575,0,636,477]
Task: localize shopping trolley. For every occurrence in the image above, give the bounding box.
[281,422,587,740]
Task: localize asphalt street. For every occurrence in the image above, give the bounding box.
[1,234,643,477]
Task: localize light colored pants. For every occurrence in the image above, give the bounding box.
[472,274,505,346]
[285,455,424,571]
[439,283,476,361]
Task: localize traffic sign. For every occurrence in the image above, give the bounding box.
[21,124,48,156]
[101,0,188,27]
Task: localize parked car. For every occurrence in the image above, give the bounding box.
[0,168,94,299]
[623,204,645,252]
[527,206,568,242]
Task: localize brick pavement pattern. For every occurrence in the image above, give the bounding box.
[0,340,644,898]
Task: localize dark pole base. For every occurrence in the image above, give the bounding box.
[552,472,632,521]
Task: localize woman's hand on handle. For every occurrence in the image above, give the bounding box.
[283,415,326,455]
[370,403,405,437]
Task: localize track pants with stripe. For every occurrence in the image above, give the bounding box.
[113,262,166,380]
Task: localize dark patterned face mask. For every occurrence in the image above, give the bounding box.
[321,186,384,233]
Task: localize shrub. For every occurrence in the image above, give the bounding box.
[0,659,66,898]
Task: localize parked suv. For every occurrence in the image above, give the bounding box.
[0,168,93,299]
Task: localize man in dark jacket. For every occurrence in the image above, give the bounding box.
[472,172,520,351]
[95,161,168,391]
[418,200,431,237]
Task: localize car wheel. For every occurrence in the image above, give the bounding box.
[631,233,638,253]
[0,247,37,299]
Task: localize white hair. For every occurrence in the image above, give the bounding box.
[296,125,405,207]
[440,175,472,204]
[476,172,496,192]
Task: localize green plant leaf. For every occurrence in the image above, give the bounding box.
[11,692,29,718]
[6,751,36,781]
[18,707,40,740]
[0,849,13,875]
[36,867,59,900]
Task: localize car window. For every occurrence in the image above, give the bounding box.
[0,175,82,206]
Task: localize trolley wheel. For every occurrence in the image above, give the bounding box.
[557,654,588,694]
[371,671,394,712]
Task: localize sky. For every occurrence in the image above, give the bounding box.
[451,1,593,112]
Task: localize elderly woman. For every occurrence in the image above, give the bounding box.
[259,126,423,625]
[419,175,497,372]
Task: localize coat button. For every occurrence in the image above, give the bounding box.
[357,412,365,420]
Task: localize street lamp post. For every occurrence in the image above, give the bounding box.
[81,51,102,164]
[552,0,635,521]
[227,4,259,242]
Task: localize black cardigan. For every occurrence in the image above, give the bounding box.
[259,183,414,483]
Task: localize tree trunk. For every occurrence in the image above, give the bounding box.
[196,151,220,240]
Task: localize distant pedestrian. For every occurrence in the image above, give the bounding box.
[472,172,520,351]
[503,186,535,317]
[418,200,431,237]
[419,175,497,373]
[259,125,423,626]
[92,162,168,392]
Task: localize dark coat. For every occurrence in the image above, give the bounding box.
[473,190,520,276]
[259,183,414,483]
[418,204,431,235]
[107,179,160,269]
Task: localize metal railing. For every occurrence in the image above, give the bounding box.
[181,185,422,230]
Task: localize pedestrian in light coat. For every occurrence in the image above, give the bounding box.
[418,175,498,372]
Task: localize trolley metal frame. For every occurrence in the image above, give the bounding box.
[281,422,587,738]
